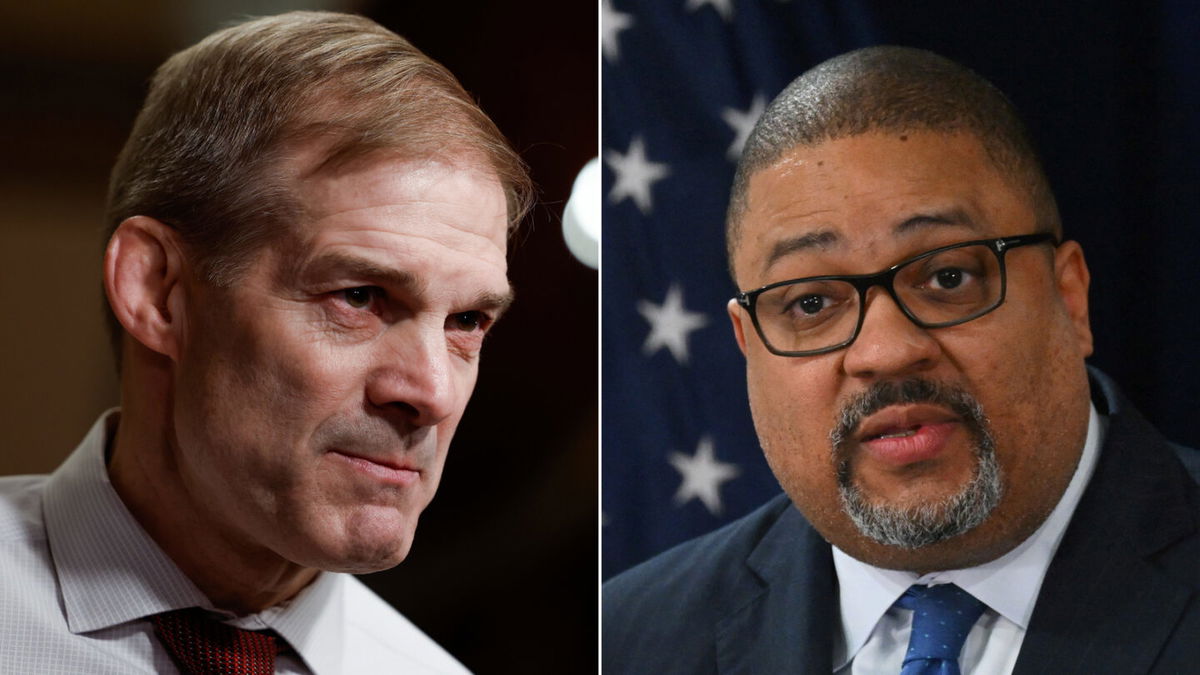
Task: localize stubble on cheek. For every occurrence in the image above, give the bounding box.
[749,380,846,528]
[978,352,1087,538]
[185,316,342,519]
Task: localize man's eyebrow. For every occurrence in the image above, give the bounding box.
[296,252,514,314]
[760,209,984,277]
[475,289,516,316]
[763,229,840,274]
[297,252,423,291]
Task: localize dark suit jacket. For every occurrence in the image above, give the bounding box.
[602,371,1200,673]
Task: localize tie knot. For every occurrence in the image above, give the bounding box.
[896,583,986,670]
[152,607,278,675]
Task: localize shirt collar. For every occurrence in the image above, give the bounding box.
[832,403,1104,669]
[43,410,208,633]
[42,410,348,675]
[230,571,347,675]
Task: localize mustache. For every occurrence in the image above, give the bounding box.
[315,416,434,458]
[830,378,1001,549]
[829,378,989,453]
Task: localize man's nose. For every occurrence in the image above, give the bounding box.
[840,288,941,379]
[365,321,459,427]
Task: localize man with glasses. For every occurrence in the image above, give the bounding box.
[603,46,1200,673]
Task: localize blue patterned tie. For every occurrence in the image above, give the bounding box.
[895,583,985,675]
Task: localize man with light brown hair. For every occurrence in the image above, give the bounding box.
[0,11,529,673]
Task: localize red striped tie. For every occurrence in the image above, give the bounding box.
[152,608,278,675]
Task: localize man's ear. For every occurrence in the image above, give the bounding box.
[1053,240,1093,358]
[727,298,749,357]
[104,216,188,362]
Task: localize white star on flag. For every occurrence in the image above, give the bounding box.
[602,0,635,63]
[605,135,670,215]
[669,436,740,515]
[721,93,766,161]
[685,0,734,20]
[637,283,708,364]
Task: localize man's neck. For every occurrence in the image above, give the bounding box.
[107,382,318,615]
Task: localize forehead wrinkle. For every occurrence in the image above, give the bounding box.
[894,207,984,236]
[301,217,509,281]
[314,203,507,248]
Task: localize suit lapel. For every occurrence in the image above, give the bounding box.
[1014,377,1199,674]
[715,506,837,674]
[1014,553,1190,674]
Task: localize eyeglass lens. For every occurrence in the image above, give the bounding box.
[753,243,1002,354]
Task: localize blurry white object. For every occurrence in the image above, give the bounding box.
[563,157,600,269]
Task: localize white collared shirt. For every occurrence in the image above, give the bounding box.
[833,404,1104,674]
[0,411,469,674]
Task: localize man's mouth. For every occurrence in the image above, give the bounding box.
[853,404,962,466]
[855,403,960,441]
[329,449,422,486]
[868,427,920,440]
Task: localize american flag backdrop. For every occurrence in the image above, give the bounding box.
[601,0,880,578]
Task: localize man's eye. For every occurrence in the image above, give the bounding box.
[781,293,832,318]
[449,311,488,332]
[930,267,968,290]
[341,287,376,309]
[796,294,828,315]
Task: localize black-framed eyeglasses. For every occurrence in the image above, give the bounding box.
[734,233,1058,357]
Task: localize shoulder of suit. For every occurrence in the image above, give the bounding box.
[340,575,472,674]
[601,494,803,673]
[1168,442,1200,486]
[603,493,795,615]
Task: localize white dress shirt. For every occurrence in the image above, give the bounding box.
[833,404,1104,674]
[0,411,469,674]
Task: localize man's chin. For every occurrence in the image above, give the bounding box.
[838,476,1000,550]
[283,515,418,574]
[844,473,975,511]
[321,556,409,575]
[294,539,413,574]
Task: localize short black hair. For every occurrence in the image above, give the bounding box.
[726,45,1059,281]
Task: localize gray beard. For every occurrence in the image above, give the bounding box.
[829,379,1003,550]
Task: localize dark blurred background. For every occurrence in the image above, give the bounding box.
[603,0,1200,576]
[0,1,596,672]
